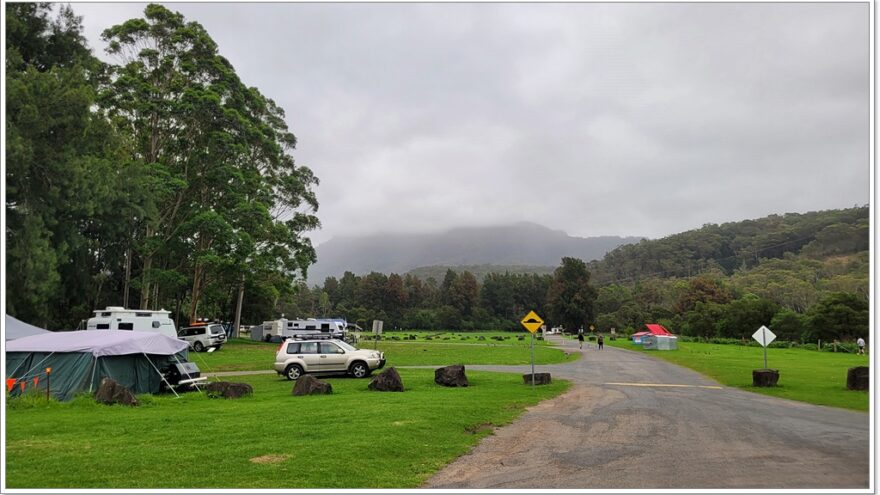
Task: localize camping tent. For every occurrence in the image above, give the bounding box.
[6,330,189,401]
[5,314,51,341]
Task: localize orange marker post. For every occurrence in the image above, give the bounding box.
[45,367,52,401]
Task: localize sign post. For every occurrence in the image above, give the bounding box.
[751,325,776,369]
[372,320,383,349]
[520,310,544,389]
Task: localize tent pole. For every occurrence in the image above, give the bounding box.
[143,353,179,398]
[89,357,98,393]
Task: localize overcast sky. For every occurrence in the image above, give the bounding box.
[69,2,870,246]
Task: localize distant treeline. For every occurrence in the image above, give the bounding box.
[287,207,869,342]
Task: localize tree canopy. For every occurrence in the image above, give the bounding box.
[5,4,319,329]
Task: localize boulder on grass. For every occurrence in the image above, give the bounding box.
[94,378,139,406]
[292,375,333,396]
[523,373,552,385]
[435,365,469,387]
[752,369,779,387]
[368,367,405,392]
[207,381,253,399]
[847,366,869,391]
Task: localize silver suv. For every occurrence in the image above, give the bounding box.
[178,324,227,352]
[273,338,385,380]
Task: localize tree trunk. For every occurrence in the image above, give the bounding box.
[123,245,132,308]
[140,255,152,309]
[189,263,204,322]
[140,224,155,309]
[233,274,245,339]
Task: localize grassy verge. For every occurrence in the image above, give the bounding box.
[6,369,569,488]
[194,335,576,373]
[606,339,869,411]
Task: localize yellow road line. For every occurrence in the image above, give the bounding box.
[605,382,723,390]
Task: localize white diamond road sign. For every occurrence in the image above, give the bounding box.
[752,325,776,347]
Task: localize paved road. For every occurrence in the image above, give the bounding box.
[425,336,871,489]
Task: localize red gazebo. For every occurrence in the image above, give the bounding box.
[631,323,673,343]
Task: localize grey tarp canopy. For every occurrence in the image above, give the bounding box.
[6,330,189,401]
[4,314,51,340]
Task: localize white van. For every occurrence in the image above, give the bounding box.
[85,307,177,338]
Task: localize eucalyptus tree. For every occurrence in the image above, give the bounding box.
[101,4,318,319]
[545,257,597,330]
[6,3,127,328]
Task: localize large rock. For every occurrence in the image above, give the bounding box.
[523,373,552,385]
[435,365,469,387]
[847,366,869,391]
[368,367,405,392]
[94,378,139,406]
[752,369,780,387]
[292,375,333,396]
[207,381,253,399]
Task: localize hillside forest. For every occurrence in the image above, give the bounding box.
[288,207,870,343]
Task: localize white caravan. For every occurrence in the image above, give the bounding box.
[280,318,346,339]
[85,306,178,339]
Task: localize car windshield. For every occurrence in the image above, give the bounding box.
[337,341,357,352]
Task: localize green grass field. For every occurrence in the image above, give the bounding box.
[193,334,575,373]
[5,369,569,488]
[605,339,869,411]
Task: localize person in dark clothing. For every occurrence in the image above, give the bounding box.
[577,330,584,349]
[597,334,604,350]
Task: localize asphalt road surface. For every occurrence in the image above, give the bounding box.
[425,336,871,489]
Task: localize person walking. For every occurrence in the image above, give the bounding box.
[857,337,866,355]
[597,334,604,350]
[577,329,585,350]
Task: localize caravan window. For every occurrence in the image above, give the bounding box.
[118,323,134,330]
[321,323,330,331]
[96,323,110,330]
[136,312,151,317]
[152,321,161,328]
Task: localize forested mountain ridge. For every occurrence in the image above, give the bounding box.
[308,222,642,283]
[288,206,868,342]
[588,206,869,285]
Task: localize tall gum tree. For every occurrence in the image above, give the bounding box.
[101,4,319,318]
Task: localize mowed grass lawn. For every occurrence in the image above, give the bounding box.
[606,339,869,411]
[194,333,576,373]
[6,369,569,489]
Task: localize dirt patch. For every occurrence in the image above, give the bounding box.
[249,454,290,464]
[465,422,495,434]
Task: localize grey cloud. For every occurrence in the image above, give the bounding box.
[69,2,869,244]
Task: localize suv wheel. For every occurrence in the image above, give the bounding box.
[284,364,304,380]
[193,341,205,352]
[349,361,370,378]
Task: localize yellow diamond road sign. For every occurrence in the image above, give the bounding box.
[521,311,544,333]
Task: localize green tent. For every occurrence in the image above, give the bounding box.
[6,330,190,401]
